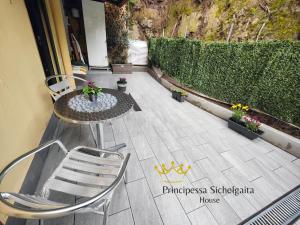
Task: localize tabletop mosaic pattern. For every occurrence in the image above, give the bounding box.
[54,89,134,123]
[68,93,117,113]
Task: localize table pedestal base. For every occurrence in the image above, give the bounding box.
[96,123,104,149]
[90,123,126,151]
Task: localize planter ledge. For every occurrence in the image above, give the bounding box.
[148,67,300,158]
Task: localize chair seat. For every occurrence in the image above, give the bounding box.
[44,149,123,198]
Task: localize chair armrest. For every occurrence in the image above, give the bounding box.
[0,153,130,219]
[71,145,125,159]
[0,140,68,183]
[105,143,126,152]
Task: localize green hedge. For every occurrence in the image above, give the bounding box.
[148,38,300,125]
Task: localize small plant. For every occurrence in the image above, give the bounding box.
[174,89,188,96]
[228,104,263,139]
[105,4,129,64]
[172,89,187,102]
[231,103,249,122]
[82,81,102,96]
[244,116,261,133]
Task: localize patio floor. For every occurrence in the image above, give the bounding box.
[26,71,300,225]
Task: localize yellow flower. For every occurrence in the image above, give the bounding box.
[242,106,249,111]
[231,105,237,109]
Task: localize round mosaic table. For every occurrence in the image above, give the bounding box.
[54,88,134,149]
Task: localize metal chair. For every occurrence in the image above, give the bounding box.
[45,75,98,145]
[0,140,130,225]
[45,74,88,101]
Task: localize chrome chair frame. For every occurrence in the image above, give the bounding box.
[45,75,88,101]
[45,75,99,146]
[0,140,130,224]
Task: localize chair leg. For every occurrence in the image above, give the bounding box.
[89,124,97,146]
[103,200,111,225]
[124,170,128,184]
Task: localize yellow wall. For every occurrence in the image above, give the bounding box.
[0,0,53,222]
[46,0,75,88]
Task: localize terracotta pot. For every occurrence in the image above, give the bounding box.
[112,64,133,74]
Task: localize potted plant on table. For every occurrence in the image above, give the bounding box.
[228,103,263,140]
[117,78,127,92]
[82,81,102,102]
[172,89,188,102]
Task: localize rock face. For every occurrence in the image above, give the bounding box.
[128,0,300,41]
[129,5,168,40]
[141,19,153,28]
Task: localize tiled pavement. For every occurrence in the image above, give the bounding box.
[26,72,300,225]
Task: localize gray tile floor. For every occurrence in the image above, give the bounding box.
[27,72,300,225]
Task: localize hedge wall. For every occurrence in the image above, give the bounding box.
[148,38,300,125]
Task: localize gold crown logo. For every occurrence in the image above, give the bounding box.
[154,161,191,183]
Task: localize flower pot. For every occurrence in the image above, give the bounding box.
[88,94,98,102]
[172,91,185,102]
[117,84,126,92]
[112,64,133,74]
[177,95,185,102]
[172,90,178,99]
[228,117,263,140]
[117,81,127,92]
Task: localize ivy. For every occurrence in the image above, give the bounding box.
[148,38,300,125]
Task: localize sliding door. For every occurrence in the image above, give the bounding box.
[82,0,108,67]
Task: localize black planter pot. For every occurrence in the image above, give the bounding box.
[88,94,98,102]
[172,91,185,102]
[117,82,127,92]
[228,117,263,140]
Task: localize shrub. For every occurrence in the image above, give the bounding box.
[252,45,300,124]
[105,3,129,64]
[148,38,300,125]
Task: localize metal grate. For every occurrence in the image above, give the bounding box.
[242,186,300,225]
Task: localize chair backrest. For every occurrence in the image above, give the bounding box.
[45,75,88,101]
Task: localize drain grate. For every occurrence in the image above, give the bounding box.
[240,185,300,225]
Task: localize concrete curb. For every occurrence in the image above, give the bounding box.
[148,67,300,158]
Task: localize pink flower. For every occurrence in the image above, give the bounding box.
[244,116,261,127]
[87,81,95,87]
